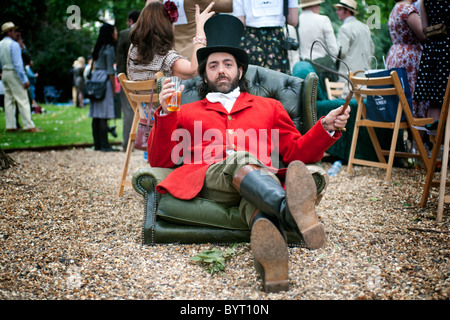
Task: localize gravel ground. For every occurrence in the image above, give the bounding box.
[0,148,448,301]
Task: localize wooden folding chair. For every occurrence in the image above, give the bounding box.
[347,70,434,181]
[419,73,450,222]
[324,78,345,100]
[117,72,164,197]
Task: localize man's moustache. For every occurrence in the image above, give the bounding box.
[217,75,230,81]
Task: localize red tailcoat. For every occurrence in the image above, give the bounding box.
[148,92,341,200]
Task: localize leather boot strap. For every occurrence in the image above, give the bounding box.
[232,164,265,192]
[248,209,260,227]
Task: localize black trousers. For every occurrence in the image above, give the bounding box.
[92,118,110,150]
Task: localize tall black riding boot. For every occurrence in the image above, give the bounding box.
[233,161,325,250]
[249,210,289,293]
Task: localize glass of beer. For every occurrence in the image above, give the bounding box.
[166,76,182,111]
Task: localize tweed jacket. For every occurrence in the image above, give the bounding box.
[336,16,375,75]
[147,92,341,200]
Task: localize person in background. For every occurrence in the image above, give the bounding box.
[414,0,450,122]
[0,76,4,111]
[128,1,214,81]
[127,0,214,127]
[89,23,119,152]
[72,56,85,108]
[0,22,41,132]
[83,55,92,82]
[233,0,299,74]
[385,0,427,118]
[298,0,338,62]
[161,0,233,60]
[24,56,39,108]
[334,0,374,76]
[116,9,141,152]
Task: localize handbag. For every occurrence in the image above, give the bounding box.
[134,83,156,151]
[85,80,108,101]
[134,115,154,151]
[84,60,108,101]
[426,23,447,38]
[365,67,413,122]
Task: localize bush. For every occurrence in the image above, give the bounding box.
[30,22,96,103]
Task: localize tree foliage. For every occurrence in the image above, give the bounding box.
[1,0,146,101]
[1,0,396,102]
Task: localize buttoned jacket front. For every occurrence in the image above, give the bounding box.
[148,92,340,200]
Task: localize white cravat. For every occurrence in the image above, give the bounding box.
[206,87,241,113]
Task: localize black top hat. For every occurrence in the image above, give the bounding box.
[197,14,248,72]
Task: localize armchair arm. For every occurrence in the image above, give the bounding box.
[306,163,329,206]
[300,72,320,135]
[132,167,173,196]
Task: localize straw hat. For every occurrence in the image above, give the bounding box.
[1,22,19,34]
[333,0,359,14]
[299,0,324,8]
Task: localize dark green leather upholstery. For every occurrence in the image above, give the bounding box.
[132,65,327,246]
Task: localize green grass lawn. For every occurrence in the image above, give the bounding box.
[0,104,123,150]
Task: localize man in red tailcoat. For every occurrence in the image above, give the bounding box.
[148,14,350,293]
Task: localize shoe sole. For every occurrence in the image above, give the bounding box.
[251,218,289,293]
[285,161,325,250]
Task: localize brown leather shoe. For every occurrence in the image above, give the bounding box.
[285,161,325,250]
[251,213,289,293]
[7,128,20,132]
[24,127,43,133]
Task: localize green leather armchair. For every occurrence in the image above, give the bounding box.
[132,65,328,246]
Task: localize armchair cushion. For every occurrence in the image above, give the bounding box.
[133,65,324,246]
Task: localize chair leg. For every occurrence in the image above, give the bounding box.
[347,125,358,174]
[118,111,140,197]
[385,112,403,181]
[347,109,362,175]
[437,112,450,222]
[118,136,135,197]
[367,126,387,164]
[419,115,448,207]
[409,127,431,173]
[420,74,450,208]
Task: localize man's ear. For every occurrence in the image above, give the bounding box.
[239,66,243,80]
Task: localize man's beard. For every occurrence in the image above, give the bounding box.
[206,73,240,94]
